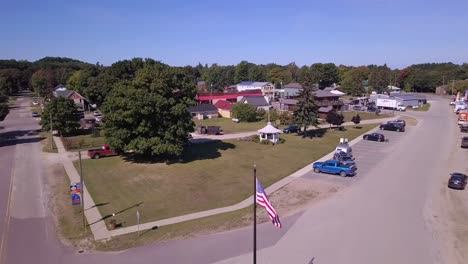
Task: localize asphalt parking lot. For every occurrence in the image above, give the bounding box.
[303,125,411,185]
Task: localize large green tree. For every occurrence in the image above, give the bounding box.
[368,64,391,92]
[67,67,99,95]
[294,78,319,137]
[40,97,81,135]
[234,61,250,83]
[341,66,369,95]
[0,91,8,121]
[231,103,257,122]
[102,62,196,157]
[310,63,339,88]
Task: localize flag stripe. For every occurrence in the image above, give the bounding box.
[256,178,282,228]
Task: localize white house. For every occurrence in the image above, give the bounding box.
[237,82,275,97]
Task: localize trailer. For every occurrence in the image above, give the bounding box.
[376,98,406,111]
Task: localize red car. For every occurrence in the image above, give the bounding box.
[87,144,118,159]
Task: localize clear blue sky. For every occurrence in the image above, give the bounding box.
[1,0,467,69]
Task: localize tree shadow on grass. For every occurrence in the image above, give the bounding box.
[299,128,328,138]
[122,140,236,164]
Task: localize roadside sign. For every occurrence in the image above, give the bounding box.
[70,183,81,194]
[71,193,81,205]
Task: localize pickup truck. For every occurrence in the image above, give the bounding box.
[313,160,356,177]
[87,144,118,159]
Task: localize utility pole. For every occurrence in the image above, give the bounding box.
[78,151,86,232]
[452,79,455,96]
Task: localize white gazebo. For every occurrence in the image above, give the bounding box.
[258,122,282,144]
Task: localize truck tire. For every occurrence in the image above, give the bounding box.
[93,154,101,159]
[340,171,347,177]
[314,167,320,173]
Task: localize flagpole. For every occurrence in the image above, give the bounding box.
[253,164,257,264]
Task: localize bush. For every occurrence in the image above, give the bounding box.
[326,111,344,127]
[232,103,257,122]
[351,114,361,125]
[279,111,292,125]
[256,108,266,120]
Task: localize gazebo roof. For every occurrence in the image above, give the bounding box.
[258,122,282,134]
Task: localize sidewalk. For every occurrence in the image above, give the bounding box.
[52,135,111,240]
[54,116,399,240]
[109,116,400,237]
[191,116,397,141]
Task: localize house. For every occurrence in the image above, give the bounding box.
[277,98,299,112]
[236,82,275,97]
[188,104,219,120]
[53,85,90,111]
[313,89,344,111]
[323,86,346,96]
[239,96,270,111]
[214,100,234,118]
[197,90,263,104]
[388,85,401,93]
[282,83,303,98]
[318,106,336,119]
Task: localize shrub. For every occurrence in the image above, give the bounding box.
[256,108,266,120]
[351,114,361,125]
[232,103,257,122]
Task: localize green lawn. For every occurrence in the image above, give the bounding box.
[62,132,106,151]
[77,124,378,228]
[194,118,267,133]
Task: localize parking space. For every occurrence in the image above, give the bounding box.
[302,126,411,185]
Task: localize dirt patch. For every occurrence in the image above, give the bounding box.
[269,178,344,218]
[43,152,95,251]
[399,115,418,126]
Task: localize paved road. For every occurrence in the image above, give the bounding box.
[0,95,456,264]
[0,94,74,264]
[215,97,454,264]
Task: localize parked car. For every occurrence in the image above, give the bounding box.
[313,160,356,177]
[335,143,353,157]
[95,115,103,123]
[380,122,405,132]
[333,150,355,161]
[388,119,406,127]
[32,100,39,105]
[352,105,365,111]
[87,144,118,159]
[396,105,407,111]
[31,111,40,117]
[93,110,102,116]
[448,173,468,190]
[461,137,468,148]
[283,124,300,134]
[363,132,385,142]
[460,125,468,133]
[333,151,356,167]
[367,106,377,112]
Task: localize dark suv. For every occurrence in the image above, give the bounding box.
[461,137,468,148]
[380,122,405,132]
[283,124,300,134]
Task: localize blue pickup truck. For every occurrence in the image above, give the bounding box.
[313,160,356,177]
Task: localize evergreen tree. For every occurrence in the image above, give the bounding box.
[294,77,320,137]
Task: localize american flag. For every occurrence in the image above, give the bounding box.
[256,178,282,228]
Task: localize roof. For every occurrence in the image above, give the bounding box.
[54,90,74,98]
[330,90,346,95]
[279,98,298,105]
[237,81,272,86]
[54,84,67,91]
[318,106,334,112]
[313,89,341,98]
[258,122,282,134]
[393,93,426,100]
[284,83,303,89]
[214,100,233,111]
[239,96,269,107]
[197,90,262,101]
[188,104,218,113]
[323,87,335,91]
